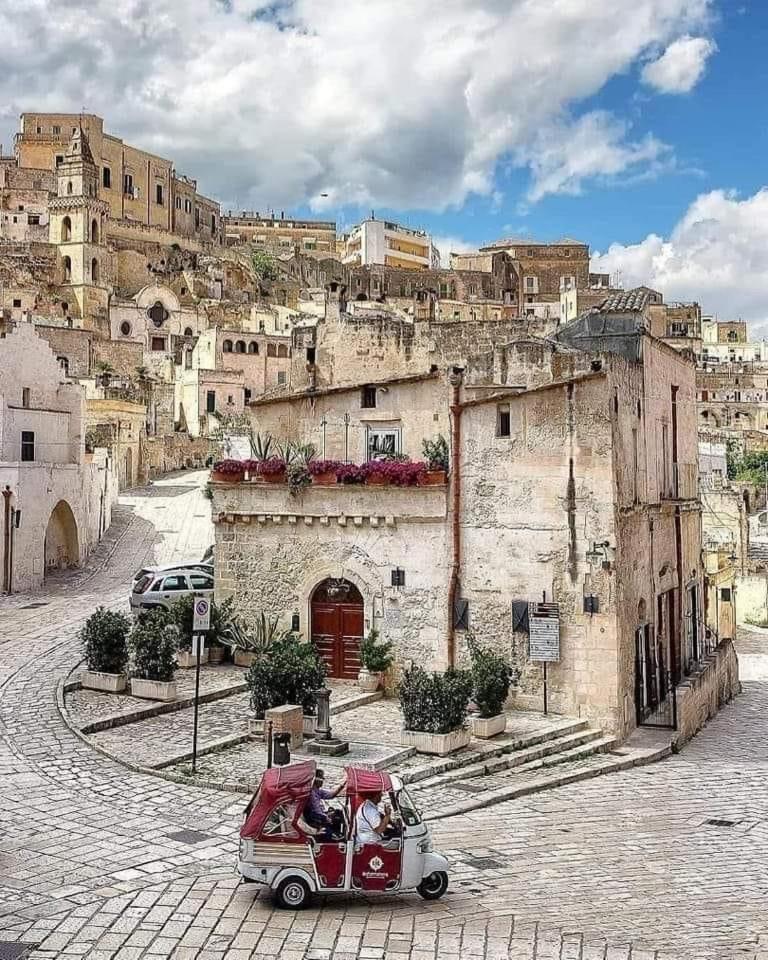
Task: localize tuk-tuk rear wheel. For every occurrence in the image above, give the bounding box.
[417,870,448,900]
[275,876,311,910]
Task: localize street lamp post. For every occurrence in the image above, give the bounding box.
[343,412,350,463]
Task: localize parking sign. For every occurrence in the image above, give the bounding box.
[193,598,211,632]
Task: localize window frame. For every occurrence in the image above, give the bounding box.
[361,385,377,409]
[21,430,35,462]
[496,404,511,438]
[366,426,401,461]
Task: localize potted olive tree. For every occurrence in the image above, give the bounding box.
[469,638,517,738]
[80,607,131,692]
[358,629,394,692]
[399,666,473,755]
[129,612,178,701]
[420,435,449,485]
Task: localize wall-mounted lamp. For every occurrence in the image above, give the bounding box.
[585,540,610,565]
[583,594,599,615]
[13,508,21,529]
[291,610,300,632]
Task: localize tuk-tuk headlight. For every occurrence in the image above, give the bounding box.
[418,837,433,854]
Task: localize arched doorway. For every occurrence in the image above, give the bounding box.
[44,501,79,575]
[310,579,364,678]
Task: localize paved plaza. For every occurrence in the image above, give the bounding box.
[1,472,767,959]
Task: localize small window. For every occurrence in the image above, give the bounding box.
[262,803,299,839]
[21,431,35,462]
[361,385,377,409]
[267,343,277,357]
[156,184,164,205]
[150,336,165,351]
[206,390,216,413]
[175,197,181,210]
[248,341,259,354]
[58,356,69,375]
[306,346,316,364]
[235,340,246,353]
[277,344,289,358]
[227,395,234,405]
[103,167,111,188]
[22,387,30,408]
[244,387,252,403]
[120,321,131,336]
[277,371,286,385]
[55,155,64,166]
[721,588,732,602]
[223,339,233,353]
[52,125,60,135]
[496,404,511,438]
[161,575,188,592]
[123,173,134,197]
[184,327,193,337]
[13,298,21,308]
[367,427,400,460]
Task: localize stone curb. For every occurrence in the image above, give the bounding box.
[424,744,672,821]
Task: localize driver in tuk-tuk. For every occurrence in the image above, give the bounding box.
[355,790,397,846]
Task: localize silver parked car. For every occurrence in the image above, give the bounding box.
[130,565,214,614]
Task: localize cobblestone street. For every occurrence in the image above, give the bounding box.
[1,472,767,959]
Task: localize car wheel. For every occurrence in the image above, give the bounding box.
[417,870,448,900]
[275,876,311,910]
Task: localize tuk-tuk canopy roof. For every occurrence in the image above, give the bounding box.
[240,760,316,840]
[345,767,393,795]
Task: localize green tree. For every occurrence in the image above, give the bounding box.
[250,249,277,281]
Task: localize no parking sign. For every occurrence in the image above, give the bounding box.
[193,597,211,632]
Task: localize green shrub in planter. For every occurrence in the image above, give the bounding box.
[130,611,178,682]
[399,666,472,734]
[165,595,234,651]
[359,628,394,673]
[246,634,325,718]
[81,607,131,674]
[469,637,518,718]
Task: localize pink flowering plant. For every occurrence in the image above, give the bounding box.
[366,460,426,486]
[212,459,246,476]
[308,459,344,477]
[256,457,287,478]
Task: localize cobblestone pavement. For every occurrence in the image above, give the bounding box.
[1,472,767,959]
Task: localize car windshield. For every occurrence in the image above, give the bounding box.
[395,787,421,826]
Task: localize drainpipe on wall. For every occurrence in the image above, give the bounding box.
[446,367,464,669]
[2,485,13,594]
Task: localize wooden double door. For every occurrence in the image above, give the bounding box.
[311,580,364,679]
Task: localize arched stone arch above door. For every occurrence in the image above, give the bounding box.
[44,500,80,575]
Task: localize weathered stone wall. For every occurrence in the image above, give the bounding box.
[91,338,144,378]
[142,433,215,477]
[212,483,450,670]
[673,639,740,746]
[34,325,92,378]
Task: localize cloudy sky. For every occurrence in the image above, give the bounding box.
[1,1,766,324]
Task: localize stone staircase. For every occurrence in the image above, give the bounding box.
[403,720,671,820]
[748,541,768,563]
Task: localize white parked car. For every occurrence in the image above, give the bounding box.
[130,565,214,614]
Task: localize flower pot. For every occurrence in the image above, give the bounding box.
[401,727,471,756]
[366,473,388,486]
[234,649,256,668]
[208,644,226,664]
[81,670,127,693]
[470,714,507,739]
[419,469,447,486]
[212,470,243,484]
[176,648,209,669]
[358,668,382,692]
[130,677,177,701]
[261,471,286,484]
[312,472,337,486]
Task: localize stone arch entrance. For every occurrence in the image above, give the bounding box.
[310,578,364,679]
[44,500,79,576]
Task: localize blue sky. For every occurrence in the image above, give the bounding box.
[1,0,767,321]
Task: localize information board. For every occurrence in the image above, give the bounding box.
[528,602,561,662]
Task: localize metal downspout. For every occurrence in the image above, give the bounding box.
[446,368,464,669]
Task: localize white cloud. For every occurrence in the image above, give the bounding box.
[591,188,768,326]
[0,0,714,211]
[641,35,717,93]
[518,111,674,204]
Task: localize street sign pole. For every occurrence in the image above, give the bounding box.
[191,599,211,774]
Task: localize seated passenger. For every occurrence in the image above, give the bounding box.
[303,769,345,840]
[355,790,392,845]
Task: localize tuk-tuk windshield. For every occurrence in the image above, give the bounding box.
[395,787,422,826]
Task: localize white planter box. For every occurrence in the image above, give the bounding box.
[234,650,256,668]
[401,727,471,756]
[81,670,127,693]
[358,669,382,692]
[130,678,177,702]
[470,714,507,738]
[176,649,209,669]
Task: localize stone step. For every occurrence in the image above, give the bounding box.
[400,717,591,786]
[413,726,609,789]
[421,740,671,821]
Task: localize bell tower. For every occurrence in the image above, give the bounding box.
[48,127,110,331]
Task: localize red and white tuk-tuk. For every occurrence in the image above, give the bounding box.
[237,760,449,909]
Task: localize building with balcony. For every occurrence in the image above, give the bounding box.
[0,320,117,592]
[223,211,337,256]
[342,219,438,270]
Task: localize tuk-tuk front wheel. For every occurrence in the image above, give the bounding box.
[275,876,311,910]
[417,870,448,900]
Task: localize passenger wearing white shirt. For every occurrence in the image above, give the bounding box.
[355,791,391,845]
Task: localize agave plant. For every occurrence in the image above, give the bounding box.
[250,432,274,461]
[223,611,298,653]
[278,440,317,466]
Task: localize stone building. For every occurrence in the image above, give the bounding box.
[342,219,439,270]
[211,300,718,740]
[0,321,118,592]
[223,211,336,256]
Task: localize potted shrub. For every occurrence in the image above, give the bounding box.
[246,634,325,734]
[80,607,131,692]
[358,628,394,691]
[167,595,233,666]
[420,435,449,485]
[309,459,343,485]
[129,612,178,701]
[257,456,287,483]
[468,638,517,738]
[211,459,245,483]
[399,666,473,755]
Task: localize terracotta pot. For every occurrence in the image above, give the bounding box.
[419,470,447,486]
[261,471,286,484]
[312,472,337,486]
[366,473,388,486]
[212,470,243,484]
[234,650,256,668]
[208,644,226,664]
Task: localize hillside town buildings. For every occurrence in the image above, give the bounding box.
[342,218,439,270]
